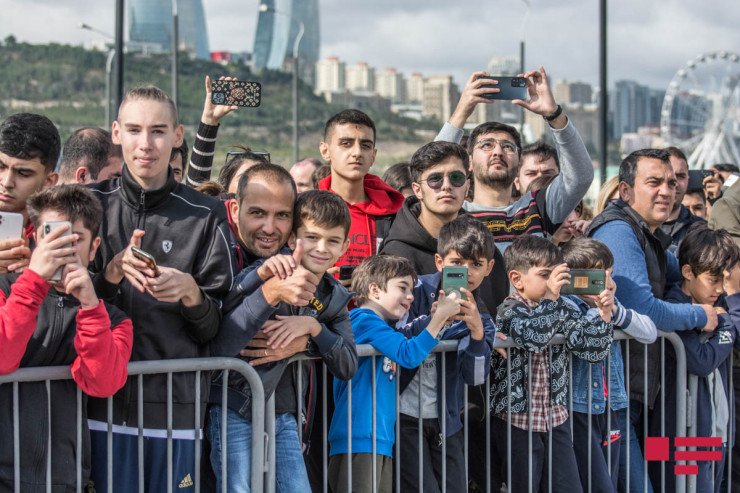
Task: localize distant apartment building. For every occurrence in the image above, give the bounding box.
[423,75,460,122]
[553,79,593,105]
[405,73,425,104]
[345,62,375,92]
[612,80,664,139]
[376,68,405,103]
[315,56,345,93]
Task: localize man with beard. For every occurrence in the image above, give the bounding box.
[658,146,705,254]
[436,66,594,312]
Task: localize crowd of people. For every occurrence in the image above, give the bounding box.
[1,65,740,493]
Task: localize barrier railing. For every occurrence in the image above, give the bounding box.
[0,357,265,493]
[292,330,692,493]
[3,331,731,493]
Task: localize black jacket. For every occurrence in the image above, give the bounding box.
[87,165,234,429]
[211,262,357,420]
[0,274,128,492]
[659,205,706,256]
[380,196,440,275]
[588,199,672,407]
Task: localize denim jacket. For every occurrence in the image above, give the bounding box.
[564,295,657,414]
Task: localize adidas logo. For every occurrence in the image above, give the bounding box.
[179,473,194,488]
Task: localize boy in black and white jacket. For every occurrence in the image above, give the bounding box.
[490,235,613,492]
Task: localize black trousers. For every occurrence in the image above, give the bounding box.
[572,409,621,493]
[491,416,583,493]
[398,414,467,493]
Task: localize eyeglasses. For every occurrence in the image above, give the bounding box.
[225,150,270,165]
[421,171,468,190]
[474,138,518,155]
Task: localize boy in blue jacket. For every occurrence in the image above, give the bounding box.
[650,227,740,493]
[560,237,658,493]
[328,255,462,493]
[398,215,496,492]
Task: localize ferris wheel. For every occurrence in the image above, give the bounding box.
[660,51,740,169]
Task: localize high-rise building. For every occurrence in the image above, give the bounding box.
[253,0,320,82]
[375,68,405,103]
[423,75,459,121]
[553,79,593,105]
[315,56,345,93]
[612,80,663,139]
[487,56,520,76]
[345,62,375,92]
[405,73,425,104]
[128,0,210,59]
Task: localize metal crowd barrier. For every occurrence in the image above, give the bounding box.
[0,357,265,493]
[3,332,732,493]
[293,330,694,493]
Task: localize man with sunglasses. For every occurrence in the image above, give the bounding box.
[382,141,478,275]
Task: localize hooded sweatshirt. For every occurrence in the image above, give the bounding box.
[319,173,403,268]
[380,195,440,275]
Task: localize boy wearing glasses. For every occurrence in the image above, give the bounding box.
[381,141,470,275]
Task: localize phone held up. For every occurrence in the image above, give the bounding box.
[131,247,161,277]
[477,76,527,101]
[0,212,24,241]
[339,264,357,281]
[442,266,468,301]
[211,80,262,107]
[41,221,73,281]
[561,269,606,295]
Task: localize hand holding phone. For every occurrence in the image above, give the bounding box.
[30,221,76,281]
[442,266,468,301]
[560,269,606,295]
[131,247,160,277]
[477,76,527,101]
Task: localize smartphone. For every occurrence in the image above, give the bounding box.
[339,264,357,281]
[211,80,262,107]
[0,212,24,241]
[561,269,606,295]
[687,169,713,191]
[477,76,527,100]
[131,247,160,277]
[442,266,468,301]
[722,172,740,192]
[41,221,72,281]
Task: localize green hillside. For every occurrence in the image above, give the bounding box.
[0,36,440,171]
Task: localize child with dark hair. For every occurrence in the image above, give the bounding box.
[0,185,133,491]
[491,234,613,492]
[211,189,358,492]
[560,237,657,493]
[328,255,462,493]
[651,227,740,493]
[397,215,496,492]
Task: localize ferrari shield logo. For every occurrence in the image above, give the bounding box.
[162,240,172,253]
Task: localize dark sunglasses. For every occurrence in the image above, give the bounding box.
[225,150,270,165]
[421,171,468,190]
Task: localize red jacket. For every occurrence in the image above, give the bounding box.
[319,173,403,269]
[0,268,133,396]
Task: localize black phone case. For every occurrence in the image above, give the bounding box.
[211,80,262,107]
[478,76,527,100]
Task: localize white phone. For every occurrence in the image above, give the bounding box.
[0,212,24,241]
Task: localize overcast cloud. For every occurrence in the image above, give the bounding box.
[2,0,738,92]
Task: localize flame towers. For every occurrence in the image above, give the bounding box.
[253,0,320,80]
[128,0,210,59]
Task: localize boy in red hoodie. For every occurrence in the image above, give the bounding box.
[318,109,404,275]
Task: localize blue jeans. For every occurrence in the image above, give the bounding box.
[207,405,311,493]
[617,405,654,493]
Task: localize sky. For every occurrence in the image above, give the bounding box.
[1,0,739,93]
